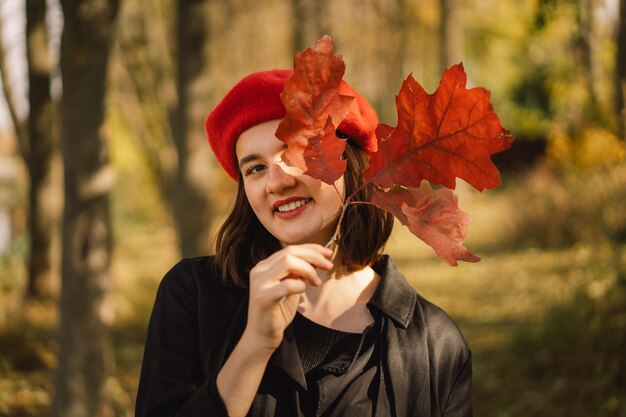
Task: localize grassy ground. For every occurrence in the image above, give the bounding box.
[1,171,625,416]
[393,242,626,417]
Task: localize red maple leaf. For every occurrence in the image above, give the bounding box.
[302,117,347,184]
[371,183,480,265]
[275,35,354,174]
[363,64,514,191]
[275,35,512,265]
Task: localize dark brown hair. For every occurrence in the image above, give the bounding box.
[214,140,394,288]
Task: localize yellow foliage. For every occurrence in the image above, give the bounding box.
[546,125,571,165]
[578,128,626,169]
[546,126,626,170]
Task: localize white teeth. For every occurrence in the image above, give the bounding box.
[277,199,309,213]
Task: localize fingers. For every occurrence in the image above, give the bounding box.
[271,277,307,300]
[270,255,323,286]
[264,244,333,269]
[244,244,333,350]
[253,244,333,287]
[277,293,301,323]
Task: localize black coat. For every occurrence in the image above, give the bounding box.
[135,255,473,417]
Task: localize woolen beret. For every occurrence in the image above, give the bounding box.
[205,69,379,180]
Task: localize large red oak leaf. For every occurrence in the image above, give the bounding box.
[303,117,347,184]
[275,35,354,173]
[363,64,514,191]
[371,183,480,266]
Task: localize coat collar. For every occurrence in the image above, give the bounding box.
[267,254,416,389]
[269,323,308,389]
[368,255,417,329]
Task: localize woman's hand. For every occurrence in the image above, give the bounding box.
[217,244,333,417]
[243,243,334,352]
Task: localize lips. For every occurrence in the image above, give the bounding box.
[272,196,313,217]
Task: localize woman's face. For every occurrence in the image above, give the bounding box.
[236,120,345,247]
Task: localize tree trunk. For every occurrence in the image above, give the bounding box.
[439,0,462,72]
[52,0,120,416]
[578,0,598,118]
[289,0,327,52]
[114,0,216,258]
[168,0,216,257]
[389,0,409,95]
[371,0,411,122]
[617,0,626,140]
[25,0,62,301]
[290,0,306,52]
[0,15,28,164]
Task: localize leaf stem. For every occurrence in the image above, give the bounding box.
[325,177,378,248]
[325,200,350,248]
[345,175,375,204]
[333,183,344,206]
[345,200,378,207]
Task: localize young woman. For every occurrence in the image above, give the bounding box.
[135,69,473,417]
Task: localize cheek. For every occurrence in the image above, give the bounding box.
[322,183,344,215]
[243,184,265,215]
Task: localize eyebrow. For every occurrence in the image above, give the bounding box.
[237,143,288,169]
[238,154,260,169]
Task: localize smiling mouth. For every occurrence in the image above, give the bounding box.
[275,198,312,213]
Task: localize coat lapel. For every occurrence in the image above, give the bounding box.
[383,314,431,417]
[268,323,307,389]
[369,255,433,417]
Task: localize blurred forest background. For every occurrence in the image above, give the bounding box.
[0,0,625,416]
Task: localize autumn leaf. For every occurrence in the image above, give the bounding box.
[275,35,354,173]
[371,183,480,266]
[274,35,512,265]
[303,117,348,184]
[363,64,514,191]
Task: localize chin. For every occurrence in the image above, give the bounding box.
[276,231,331,247]
[278,236,321,247]
[267,218,337,247]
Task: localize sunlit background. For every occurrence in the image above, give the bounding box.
[0,0,625,416]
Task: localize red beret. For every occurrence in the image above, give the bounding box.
[205,69,379,181]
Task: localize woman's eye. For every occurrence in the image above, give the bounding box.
[245,164,266,176]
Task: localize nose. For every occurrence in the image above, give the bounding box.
[266,161,297,194]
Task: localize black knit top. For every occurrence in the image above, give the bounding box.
[293,312,362,374]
